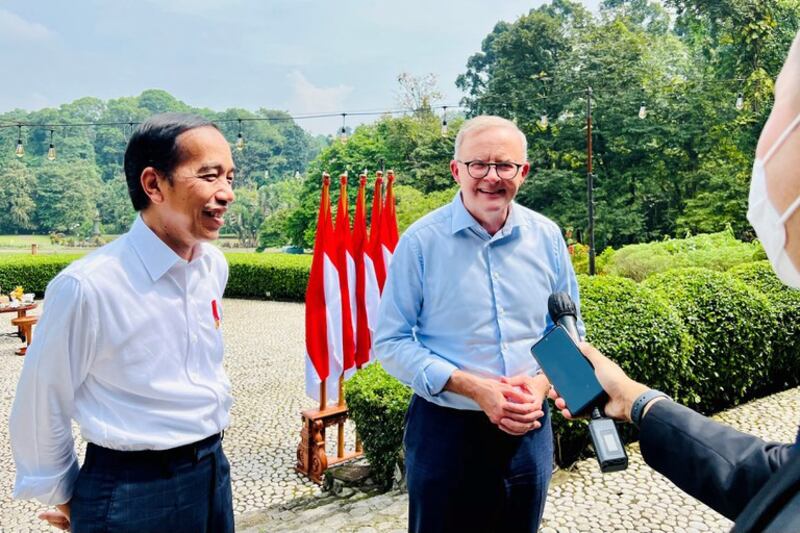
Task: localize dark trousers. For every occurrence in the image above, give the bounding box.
[70,433,234,533]
[404,395,553,533]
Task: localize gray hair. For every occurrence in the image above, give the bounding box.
[453,115,528,160]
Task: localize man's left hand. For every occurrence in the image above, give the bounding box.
[497,373,550,435]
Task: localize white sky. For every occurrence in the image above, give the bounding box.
[0,0,600,134]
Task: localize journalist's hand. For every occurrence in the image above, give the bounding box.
[547,342,648,423]
[39,502,70,530]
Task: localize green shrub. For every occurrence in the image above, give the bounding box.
[224,253,311,301]
[643,268,776,412]
[601,230,764,281]
[345,363,412,488]
[0,252,312,301]
[728,261,800,392]
[578,275,695,404]
[0,254,84,296]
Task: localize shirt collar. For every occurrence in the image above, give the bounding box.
[128,215,187,282]
[449,192,524,236]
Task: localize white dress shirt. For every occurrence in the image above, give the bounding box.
[10,215,233,505]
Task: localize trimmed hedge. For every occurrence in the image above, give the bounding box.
[0,254,84,296]
[344,362,412,488]
[224,253,310,301]
[551,275,695,465]
[729,260,800,392]
[0,252,311,302]
[643,268,777,412]
[601,230,765,282]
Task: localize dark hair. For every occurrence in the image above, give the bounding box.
[123,112,220,211]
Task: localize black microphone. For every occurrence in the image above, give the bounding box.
[547,292,580,342]
[547,292,628,473]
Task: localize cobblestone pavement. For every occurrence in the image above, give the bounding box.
[1,299,798,532]
[241,386,800,533]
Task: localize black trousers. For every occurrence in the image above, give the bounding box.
[404,395,554,533]
[70,433,234,533]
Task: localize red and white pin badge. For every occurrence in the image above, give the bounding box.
[211,299,221,329]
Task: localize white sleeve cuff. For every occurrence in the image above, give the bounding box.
[13,456,80,506]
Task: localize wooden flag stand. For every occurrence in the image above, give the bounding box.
[296,377,363,484]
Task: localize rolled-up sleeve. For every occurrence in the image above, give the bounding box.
[374,235,457,400]
[10,274,96,505]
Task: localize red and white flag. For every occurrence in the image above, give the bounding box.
[366,172,386,293]
[353,172,378,368]
[305,173,344,404]
[334,173,357,379]
[380,170,399,268]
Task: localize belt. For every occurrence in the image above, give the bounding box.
[86,432,223,469]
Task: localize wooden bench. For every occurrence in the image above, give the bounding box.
[10,316,37,356]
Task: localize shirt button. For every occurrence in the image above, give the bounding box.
[502,342,509,351]
[492,272,500,281]
[190,333,198,344]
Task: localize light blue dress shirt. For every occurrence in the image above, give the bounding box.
[374,193,585,411]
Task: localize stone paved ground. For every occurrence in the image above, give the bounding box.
[0,298,797,532]
[240,386,800,533]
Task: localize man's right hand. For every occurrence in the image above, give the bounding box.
[446,370,544,436]
[39,502,70,531]
[548,342,649,423]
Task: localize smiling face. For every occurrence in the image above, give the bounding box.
[141,126,236,259]
[450,125,529,234]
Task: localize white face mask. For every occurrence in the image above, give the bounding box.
[747,112,800,288]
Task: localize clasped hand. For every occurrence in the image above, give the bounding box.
[477,373,550,436]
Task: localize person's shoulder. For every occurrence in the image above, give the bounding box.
[402,203,453,241]
[201,243,228,270]
[58,236,129,283]
[514,204,561,235]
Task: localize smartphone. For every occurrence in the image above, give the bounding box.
[530,325,606,417]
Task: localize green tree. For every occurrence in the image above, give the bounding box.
[34,161,102,235]
[0,160,37,233]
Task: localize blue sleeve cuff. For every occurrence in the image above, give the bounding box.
[416,359,459,398]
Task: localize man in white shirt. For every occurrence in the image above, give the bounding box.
[10,113,237,532]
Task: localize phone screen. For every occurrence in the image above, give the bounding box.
[530,326,606,416]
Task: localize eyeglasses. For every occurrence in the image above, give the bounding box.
[458,160,524,180]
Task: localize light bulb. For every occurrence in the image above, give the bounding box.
[236,133,244,151]
[638,103,647,119]
[735,93,744,111]
[539,114,549,128]
[47,144,56,161]
[339,127,348,144]
[441,119,448,135]
[15,140,24,157]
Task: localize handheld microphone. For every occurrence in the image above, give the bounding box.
[547,293,628,473]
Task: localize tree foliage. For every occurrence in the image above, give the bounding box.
[0,90,326,238]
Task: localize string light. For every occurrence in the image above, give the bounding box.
[235,119,244,151]
[441,106,448,135]
[15,125,24,157]
[339,113,348,143]
[47,129,56,161]
[638,102,647,119]
[735,93,744,110]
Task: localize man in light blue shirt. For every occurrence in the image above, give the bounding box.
[374,115,585,533]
